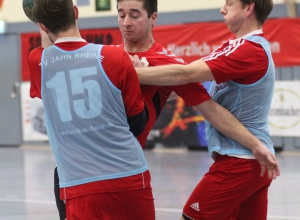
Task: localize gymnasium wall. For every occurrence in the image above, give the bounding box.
[0,0,296,23]
[2,1,299,34]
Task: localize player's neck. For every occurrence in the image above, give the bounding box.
[124,38,155,53]
[51,27,82,43]
[235,18,262,38]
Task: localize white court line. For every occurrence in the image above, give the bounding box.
[0,198,299,220]
[267,217,300,220]
[0,198,55,204]
[155,208,182,213]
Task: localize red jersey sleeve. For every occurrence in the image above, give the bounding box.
[204,39,268,84]
[101,46,144,117]
[170,83,211,106]
[28,47,43,99]
[141,43,211,106]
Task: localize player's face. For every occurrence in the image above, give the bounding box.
[117,0,156,44]
[220,0,248,36]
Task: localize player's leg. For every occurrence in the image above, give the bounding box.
[54,167,66,220]
[181,155,238,220]
[120,187,155,220]
[66,187,155,220]
[236,182,271,220]
[182,155,269,220]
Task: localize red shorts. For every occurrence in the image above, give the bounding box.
[182,154,272,220]
[66,187,155,220]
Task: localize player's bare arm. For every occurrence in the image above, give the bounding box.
[136,59,214,85]
[133,54,280,179]
[196,99,280,180]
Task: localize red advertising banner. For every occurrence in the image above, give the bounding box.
[21,32,41,82]
[21,28,123,81]
[264,18,300,67]
[0,0,4,10]
[21,18,300,81]
[153,18,300,66]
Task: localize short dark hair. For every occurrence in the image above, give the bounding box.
[241,0,273,24]
[116,0,157,18]
[33,0,76,35]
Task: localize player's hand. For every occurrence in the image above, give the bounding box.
[129,55,149,67]
[252,146,280,180]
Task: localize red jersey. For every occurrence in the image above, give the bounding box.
[203,33,268,84]
[123,42,211,147]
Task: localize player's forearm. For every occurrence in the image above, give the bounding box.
[196,100,264,153]
[136,64,188,85]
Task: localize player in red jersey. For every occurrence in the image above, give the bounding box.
[120,42,210,148]
[42,0,279,219]
[117,0,275,152]
[28,0,153,220]
[119,0,279,171]
[135,0,280,219]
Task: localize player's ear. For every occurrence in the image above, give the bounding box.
[150,12,157,26]
[74,5,79,20]
[245,2,255,16]
[38,23,49,34]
